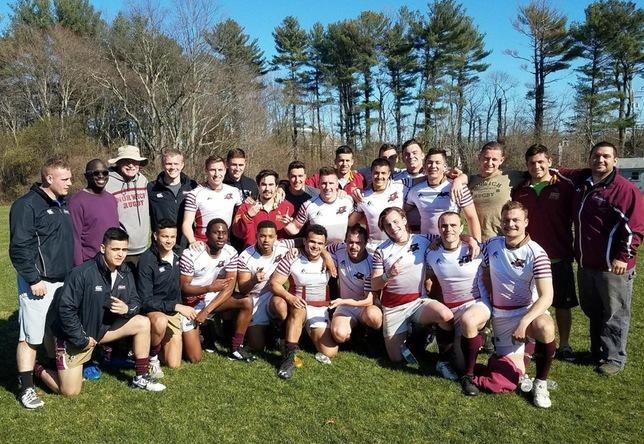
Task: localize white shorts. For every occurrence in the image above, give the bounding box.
[382,298,435,338]
[18,276,64,345]
[451,299,491,337]
[250,293,272,327]
[492,308,549,356]
[304,305,330,334]
[333,305,365,322]
[181,292,219,332]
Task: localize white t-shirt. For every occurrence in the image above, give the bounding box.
[482,236,552,317]
[184,184,243,240]
[295,195,354,243]
[406,178,474,235]
[274,253,330,307]
[354,181,405,243]
[179,244,238,305]
[329,243,373,301]
[368,233,437,307]
[425,242,488,308]
[236,239,295,297]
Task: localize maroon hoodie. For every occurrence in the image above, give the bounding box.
[556,167,643,271]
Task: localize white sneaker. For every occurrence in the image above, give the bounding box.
[519,373,533,393]
[19,387,44,409]
[532,379,552,408]
[148,357,164,379]
[436,361,459,381]
[315,352,332,365]
[131,375,166,392]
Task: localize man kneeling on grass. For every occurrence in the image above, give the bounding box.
[39,228,166,395]
[137,219,198,378]
[271,224,338,379]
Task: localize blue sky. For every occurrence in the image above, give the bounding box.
[0,0,640,113]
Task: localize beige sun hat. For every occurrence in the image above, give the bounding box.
[108,145,148,166]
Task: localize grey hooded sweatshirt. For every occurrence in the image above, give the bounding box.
[104,169,150,255]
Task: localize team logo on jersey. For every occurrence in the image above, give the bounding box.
[458,255,472,266]
[435,257,444,265]
[388,192,399,202]
[354,271,365,280]
[159,266,166,273]
[117,284,126,290]
[274,254,283,263]
[224,193,233,200]
[510,258,526,268]
[492,251,499,258]
[94,285,103,292]
[217,260,225,268]
[336,206,347,214]
[548,192,560,200]
[408,243,419,253]
[437,191,449,199]
[156,193,164,198]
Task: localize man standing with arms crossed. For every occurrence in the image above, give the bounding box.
[10,156,74,408]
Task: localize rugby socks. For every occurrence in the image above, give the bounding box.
[461,335,485,376]
[436,327,454,361]
[524,341,536,368]
[150,344,162,358]
[17,371,34,389]
[232,333,245,350]
[135,357,150,377]
[33,363,45,379]
[535,340,556,381]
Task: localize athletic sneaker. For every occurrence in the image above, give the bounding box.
[315,352,332,365]
[230,346,257,362]
[532,379,551,408]
[278,350,297,379]
[83,363,102,381]
[130,375,166,392]
[148,357,164,379]
[556,345,575,362]
[597,362,622,376]
[19,387,44,409]
[435,361,459,381]
[460,375,479,396]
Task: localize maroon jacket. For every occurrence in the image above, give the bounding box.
[511,174,575,262]
[557,167,644,271]
[231,200,294,249]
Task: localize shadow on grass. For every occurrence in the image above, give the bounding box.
[0,311,19,395]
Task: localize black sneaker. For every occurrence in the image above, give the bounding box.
[277,350,297,379]
[460,375,479,396]
[555,345,575,362]
[231,346,257,362]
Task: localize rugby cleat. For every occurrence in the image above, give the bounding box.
[277,350,297,379]
[532,379,551,408]
[460,375,480,396]
[435,361,459,381]
[148,357,165,379]
[130,374,166,392]
[230,346,257,362]
[314,352,332,365]
[19,387,44,409]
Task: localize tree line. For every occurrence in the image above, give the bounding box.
[0,0,641,198]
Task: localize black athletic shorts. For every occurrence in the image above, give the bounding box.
[551,260,578,309]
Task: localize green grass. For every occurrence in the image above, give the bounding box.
[0,206,642,443]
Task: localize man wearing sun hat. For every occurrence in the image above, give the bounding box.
[104,145,151,265]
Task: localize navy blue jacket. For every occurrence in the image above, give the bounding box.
[137,245,182,314]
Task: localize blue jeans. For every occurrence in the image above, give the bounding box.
[578,267,635,367]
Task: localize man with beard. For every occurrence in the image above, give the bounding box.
[180,219,255,363]
[232,169,294,249]
[148,149,197,248]
[69,159,119,266]
[105,145,150,265]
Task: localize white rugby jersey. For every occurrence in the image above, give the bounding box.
[295,195,354,243]
[179,244,238,304]
[236,239,295,297]
[329,243,373,301]
[184,184,243,240]
[367,233,437,307]
[482,236,551,316]
[274,253,330,307]
[355,181,405,243]
[425,242,487,308]
[406,178,474,235]
[398,171,425,230]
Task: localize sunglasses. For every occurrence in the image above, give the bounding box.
[88,170,109,178]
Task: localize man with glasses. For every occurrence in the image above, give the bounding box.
[69,159,119,266]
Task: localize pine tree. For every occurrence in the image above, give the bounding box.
[206,19,267,77]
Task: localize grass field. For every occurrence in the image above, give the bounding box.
[0,206,642,443]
